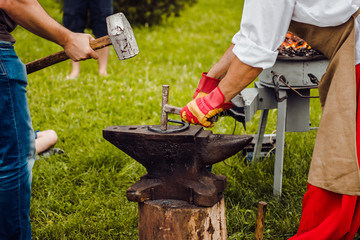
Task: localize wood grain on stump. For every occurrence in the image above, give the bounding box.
[138,197,227,240]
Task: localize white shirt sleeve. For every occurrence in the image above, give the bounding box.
[232,0,296,69]
[356,15,360,65]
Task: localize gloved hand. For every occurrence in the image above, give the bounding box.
[181,87,233,128]
[193,72,220,99]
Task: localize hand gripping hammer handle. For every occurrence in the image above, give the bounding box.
[25,36,112,75]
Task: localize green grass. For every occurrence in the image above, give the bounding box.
[11,0,324,239]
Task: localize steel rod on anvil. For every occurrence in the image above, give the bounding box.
[160,85,182,130]
[163,104,181,115]
[159,85,215,129]
[160,85,169,131]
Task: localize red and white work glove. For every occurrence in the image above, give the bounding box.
[193,72,220,99]
[181,86,233,128]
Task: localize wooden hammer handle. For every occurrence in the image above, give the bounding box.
[25,35,112,75]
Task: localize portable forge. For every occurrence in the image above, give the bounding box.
[227,33,329,196]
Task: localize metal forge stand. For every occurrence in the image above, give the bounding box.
[230,57,329,197]
[103,85,253,239]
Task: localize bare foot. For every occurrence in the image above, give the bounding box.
[99,71,108,77]
[66,73,79,79]
[66,61,80,79]
[97,47,109,77]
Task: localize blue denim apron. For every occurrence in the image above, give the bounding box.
[0,41,35,240]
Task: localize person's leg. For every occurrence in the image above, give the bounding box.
[288,64,360,240]
[89,0,113,76]
[67,60,80,79]
[288,185,358,240]
[35,130,58,154]
[97,47,109,76]
[63,0,88,78]
[0,41,35,240]
[63,0,88,34]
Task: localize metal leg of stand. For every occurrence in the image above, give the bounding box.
[273,90,287,197]
[252,109,269,164]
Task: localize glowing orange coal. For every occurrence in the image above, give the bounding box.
[280,32,311,51]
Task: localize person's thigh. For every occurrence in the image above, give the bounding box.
[0,41,35,240]
[63,0,89,33]
[89,0,113,38]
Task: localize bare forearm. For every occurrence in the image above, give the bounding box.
[207,44,236,80]
[218,57,262,102]
[1,0,71,47]
[0,0,98,61]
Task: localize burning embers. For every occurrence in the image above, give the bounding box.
[278,32,321,58]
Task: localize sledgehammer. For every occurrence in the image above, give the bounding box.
[25,12,139,74]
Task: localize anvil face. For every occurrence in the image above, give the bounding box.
[103,125,252,207]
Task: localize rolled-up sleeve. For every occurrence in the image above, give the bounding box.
[232,0,296,69]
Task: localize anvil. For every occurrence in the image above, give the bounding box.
[103,125,252,207]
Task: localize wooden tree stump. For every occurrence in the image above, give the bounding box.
[138,197,227,240]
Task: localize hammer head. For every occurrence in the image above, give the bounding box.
[106,13,139,60]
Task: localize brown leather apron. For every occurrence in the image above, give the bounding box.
[289,9,360,195]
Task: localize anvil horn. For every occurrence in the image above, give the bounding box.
[198,134,252,166]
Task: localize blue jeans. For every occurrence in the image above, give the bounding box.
[63,0,113,38]
[0,41,36,240]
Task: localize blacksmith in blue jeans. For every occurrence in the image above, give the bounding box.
[0,0,99,239]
